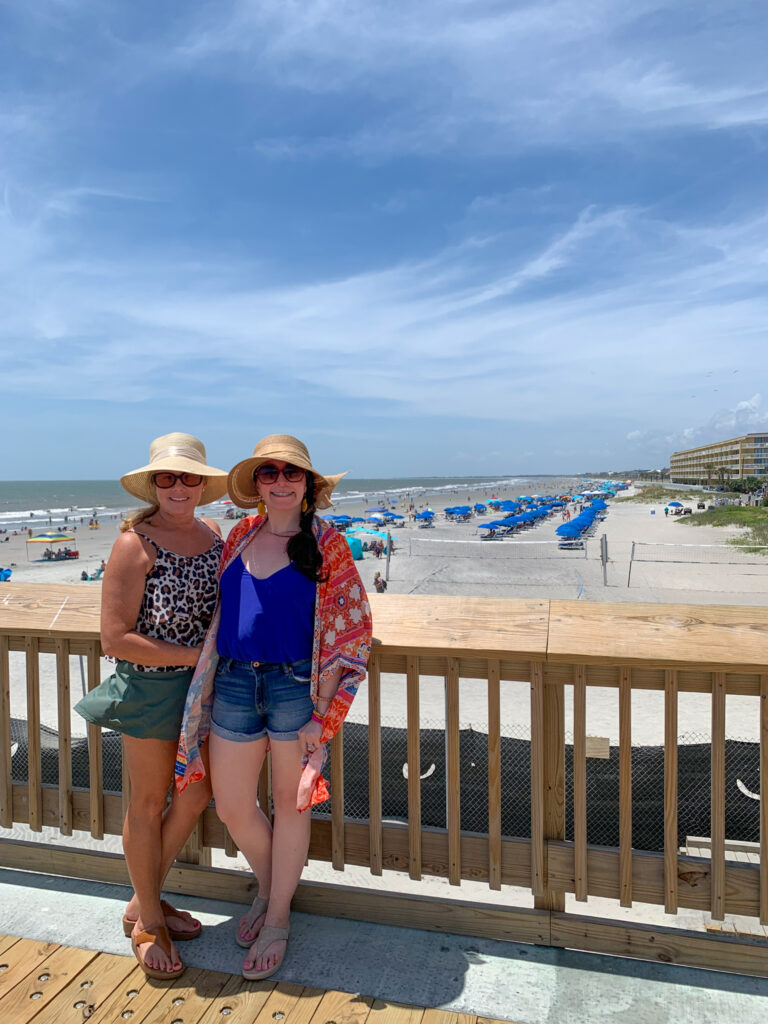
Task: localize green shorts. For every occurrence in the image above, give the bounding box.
[74,661,194,741]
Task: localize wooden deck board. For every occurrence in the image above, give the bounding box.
[0,936,508,1024]
[0,943,98,1024]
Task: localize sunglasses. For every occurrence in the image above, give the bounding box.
[153,472,204,489]
[253,463,306,485]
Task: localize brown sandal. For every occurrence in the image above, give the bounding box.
[122,899,202,940]
[131,923,185,980]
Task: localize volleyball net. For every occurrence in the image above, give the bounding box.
[407,537,590,560]
[627,541,768,588]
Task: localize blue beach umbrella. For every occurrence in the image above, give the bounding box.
[668,501,683,507]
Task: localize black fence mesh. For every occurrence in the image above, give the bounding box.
[9,718,762,852]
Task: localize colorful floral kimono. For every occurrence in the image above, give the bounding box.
[175,514,372,810]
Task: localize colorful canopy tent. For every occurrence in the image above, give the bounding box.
[26,532,78,561]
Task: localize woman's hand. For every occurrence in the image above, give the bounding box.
[297,717,323,758]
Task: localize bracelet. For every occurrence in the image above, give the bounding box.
[311,710,325,724]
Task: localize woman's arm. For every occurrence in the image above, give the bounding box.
[100,532,202,668]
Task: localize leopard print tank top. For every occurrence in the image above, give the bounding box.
[132,527,223,673]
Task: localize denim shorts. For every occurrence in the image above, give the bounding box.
[210,657,313,743]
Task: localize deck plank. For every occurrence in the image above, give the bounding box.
[310,988,375,1023]
[368,997,425,1024]
[87,964,215,1024]
[422,1009,477,1024]
[252,981,325,1023]
[0,937,61,997]
[0,932,22,956]
[139,962,231,1023]
[27,950,136,1024]
[0,942,96,1024]
[195,974,275,1023]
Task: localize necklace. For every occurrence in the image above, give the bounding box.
[265,526,298,538]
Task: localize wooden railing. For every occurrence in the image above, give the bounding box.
[1,583,767,975]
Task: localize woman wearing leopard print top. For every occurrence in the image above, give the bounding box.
[76,433,227,981]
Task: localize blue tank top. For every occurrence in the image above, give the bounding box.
[217,556,316,664]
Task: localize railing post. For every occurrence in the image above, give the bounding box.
[532,663,565,920]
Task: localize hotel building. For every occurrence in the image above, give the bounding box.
[669,433,768,484]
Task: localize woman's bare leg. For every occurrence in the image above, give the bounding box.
[123,742,212,934]
[244,738,311,974]
[121,736,182,973]
[209,732,273,941]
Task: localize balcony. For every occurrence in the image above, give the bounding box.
[1,582,768,1018]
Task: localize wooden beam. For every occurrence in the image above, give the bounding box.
[573,664,587,902]
[664,669,678,914]
[445,657,461,886]
[331,726,345,871]
[529,661,545,900]
[551,912,768,978]
[547,843,762,916]
[0,635,11,828]
[86,640,104,840]
[711,671,726,921]
[368,647,383,876]
[619,666,632,908]
[54,638,72,837]
[486,659,501,891]
[24,636,42,832]
[406,654,421,881]
[762,673,768,926]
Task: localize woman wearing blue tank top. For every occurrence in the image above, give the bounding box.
[75,433,227,980]
[207,435,370,981]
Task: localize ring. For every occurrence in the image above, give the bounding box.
[307,744,315,751]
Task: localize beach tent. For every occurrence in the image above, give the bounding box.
[345,535,363,560]
[26,532,78,561]
[0,569,11,581]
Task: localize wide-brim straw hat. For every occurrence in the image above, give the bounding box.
[227,434,346,511]
[120,432,229,506]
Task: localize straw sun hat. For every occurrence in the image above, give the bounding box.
[227,434,346,511]
[120,432,229,507]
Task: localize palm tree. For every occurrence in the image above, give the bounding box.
[704,463,714,487]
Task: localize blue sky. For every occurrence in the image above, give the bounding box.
[1,0,767,479]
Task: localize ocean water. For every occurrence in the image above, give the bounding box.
[0,474,584,530]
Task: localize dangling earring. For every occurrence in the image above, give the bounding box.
[256,499,266,516]
[301,498,308,513]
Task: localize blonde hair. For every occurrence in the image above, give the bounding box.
[119,504,159,533]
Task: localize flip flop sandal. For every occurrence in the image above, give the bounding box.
[131,923,185,981]
[122,899,202,940]
[242,924,290,981]
[236,895,269,948]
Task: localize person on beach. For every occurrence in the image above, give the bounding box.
[75,433,228,981]
[176,435,372,981]
[373,571,387,593]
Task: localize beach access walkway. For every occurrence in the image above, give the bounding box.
[2,581,768,1022]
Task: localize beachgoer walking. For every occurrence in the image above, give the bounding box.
[75,434,228,980]
[176,435,372,981]
[373,571,387,593]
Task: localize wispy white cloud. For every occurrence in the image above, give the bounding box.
[165,0,768,157]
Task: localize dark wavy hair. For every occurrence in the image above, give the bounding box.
[286,473,326,583]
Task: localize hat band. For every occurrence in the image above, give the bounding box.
[150,444,205,464]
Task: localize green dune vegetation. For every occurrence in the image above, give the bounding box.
[678,505,768,552]
[614,485,709,504]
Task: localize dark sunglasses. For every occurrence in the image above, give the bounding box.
[153,472,204,489]
[253,463,306,485]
